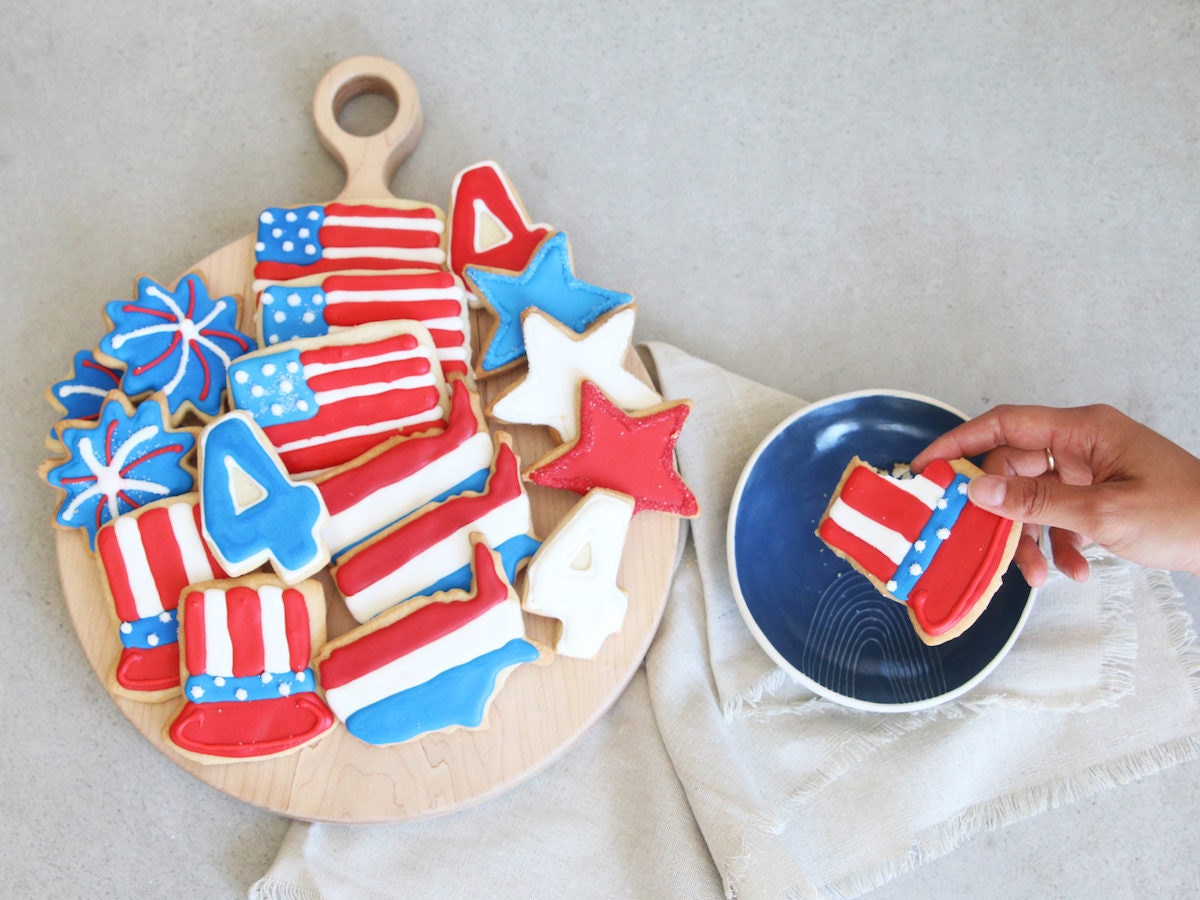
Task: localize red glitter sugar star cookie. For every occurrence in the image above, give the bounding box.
[524,380,699,518]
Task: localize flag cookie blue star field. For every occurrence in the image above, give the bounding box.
[465,232,632,374]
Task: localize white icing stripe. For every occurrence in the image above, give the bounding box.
[113,515,162,620]
[322,215,446,234]
[303,348,430,378]
[167,501,216,584]
[311,375,437,407]
[410,317,466,333]
[258,586,289,674]
[827,499,910,565]
[324,601,522,720]
[276,407,446,457]
[898,473,945,509]
[325,287,463,304]
[202,589,234,677]
[435,347,469,362]
[343,494,532,622]
[56,384,110,399]
[321,431,495,554]
[323,247,446,263]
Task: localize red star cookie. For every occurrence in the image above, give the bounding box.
[524,380,699,518]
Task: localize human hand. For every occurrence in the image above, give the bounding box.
[910,404,1200,587]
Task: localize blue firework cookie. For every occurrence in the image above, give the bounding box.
[99,274,256,420]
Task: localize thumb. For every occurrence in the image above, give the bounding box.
[968,473,1102,535]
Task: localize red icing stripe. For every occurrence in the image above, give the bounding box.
[325,203,438,220]
[183,590,207,676]
[254,257,443,282]
[318,225,442,250]
[303,356,431,394]
[323,300,463,328]
[143,507,189,614]
[96,522,139,623]
[920,459,956,490]
[300,332,420,368]
[837,466,931,543]
[282,587,311,672]
[332,443,521,597]
[314,378,480,516]
[226,586,265,678]
[320,541,508,690]
[818,517,899,585]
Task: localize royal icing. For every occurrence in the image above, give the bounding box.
[332,438,539,623]
[465,231,632,375]
[817,457,1019,639]
[318,538,539,746]
[226,321,448,475]
[253,202,446,289]
[95,494,228,697]
[522,489,634,658]
[98,274,255,420]
[43,393,196,549]
[447,161,551,298]
[525,380,699,517]
[490,307,660,441]
[166,578,335,760]
[257,270,470,379]
[198,410,330,584]
[47,349,121,437]
[313,376,494,559]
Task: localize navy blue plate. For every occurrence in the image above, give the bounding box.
[727,390,1034,711]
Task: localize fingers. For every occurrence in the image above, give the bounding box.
[911,404,1105,475]
[1048,527,1090,583]
[1012,529,1048,588]
[967,473,1110,545]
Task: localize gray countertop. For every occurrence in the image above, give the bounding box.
[5,2,1198,897]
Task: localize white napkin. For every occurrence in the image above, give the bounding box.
[253,345,1200,899]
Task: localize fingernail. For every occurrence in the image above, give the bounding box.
[969,475,1007,508]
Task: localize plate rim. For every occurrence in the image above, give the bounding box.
[726,388,1036,713]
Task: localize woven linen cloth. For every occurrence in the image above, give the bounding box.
[252,344,1200,899]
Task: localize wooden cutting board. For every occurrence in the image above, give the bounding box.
[53,57,681,823]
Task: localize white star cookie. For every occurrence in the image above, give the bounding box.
[521,489,635,658]
[488,306,660,441]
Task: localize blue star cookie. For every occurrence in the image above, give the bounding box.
[465,232,631,374]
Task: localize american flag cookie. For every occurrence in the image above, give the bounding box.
[816,456,1021,646]
[224,320,449,477]
[316,535,543,747]
[251,199,446,293]
[255,269,471,381]
[95,274,257,425]
[164,574,335,763]
[94,493,229,701]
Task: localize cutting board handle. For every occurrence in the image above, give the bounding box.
[312,56,423,201]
